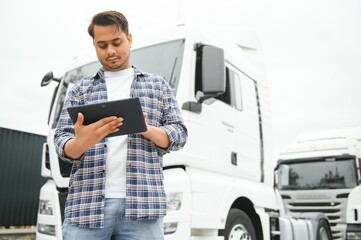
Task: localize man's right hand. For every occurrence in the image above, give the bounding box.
[64,112,123,160]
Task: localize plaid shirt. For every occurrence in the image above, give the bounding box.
[54,66,187,228]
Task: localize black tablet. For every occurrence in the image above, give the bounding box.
[67,97,147,137]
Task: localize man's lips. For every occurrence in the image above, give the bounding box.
[106,57,119,62]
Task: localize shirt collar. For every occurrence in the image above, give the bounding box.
[94,65,144,81]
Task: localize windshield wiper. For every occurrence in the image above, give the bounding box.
[169,57,177,88]
[281,186,299,190]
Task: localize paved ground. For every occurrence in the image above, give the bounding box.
[0,234,35,240]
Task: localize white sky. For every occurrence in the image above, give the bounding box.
[0,0,360,157]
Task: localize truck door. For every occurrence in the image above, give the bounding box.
[201,67,237,171]
[232,69,262,181]
[183,44,236,172]
[185,66,237,173]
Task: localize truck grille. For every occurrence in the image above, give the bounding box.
[281,192,349,240]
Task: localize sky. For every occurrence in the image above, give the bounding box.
[0,0,360,158]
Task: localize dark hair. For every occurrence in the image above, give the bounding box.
[88,10,129,38]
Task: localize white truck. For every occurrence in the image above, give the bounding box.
[275,127,361,240]
[36,24,332,240]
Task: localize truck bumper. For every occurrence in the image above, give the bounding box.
[36,180,63,240]
[346,224,361,240]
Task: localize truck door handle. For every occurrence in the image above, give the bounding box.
[231,152,237,166]
[222,121,234,133]
[222,121,234,129]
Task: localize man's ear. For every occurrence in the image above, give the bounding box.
[128,33,133,47]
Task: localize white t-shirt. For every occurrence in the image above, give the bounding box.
[104,68,134,198]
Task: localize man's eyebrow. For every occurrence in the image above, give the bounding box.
[96,37,122,44]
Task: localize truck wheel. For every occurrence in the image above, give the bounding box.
[317,219,332,240]
[223,208,257,240]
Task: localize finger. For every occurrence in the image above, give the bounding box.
[76,112,84,126]
[97,117,123,134]
[111,127,120,133]
[93,116,118,128]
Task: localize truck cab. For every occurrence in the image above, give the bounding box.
[276,127,361,240]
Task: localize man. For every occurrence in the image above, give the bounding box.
[55,10,187,240]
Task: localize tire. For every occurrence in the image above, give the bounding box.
[317,219,333,240]
[223,208,257,240]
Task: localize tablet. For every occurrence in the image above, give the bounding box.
[67,97,147,137]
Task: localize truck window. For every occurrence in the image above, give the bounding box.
[277,157,358,190]
[216,67,243,111]
[51,39,185,129]
[51,62,101,129]
[131,39,184,90]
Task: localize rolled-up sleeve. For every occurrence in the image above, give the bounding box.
[54,85,82,163]
[157,80,188,156]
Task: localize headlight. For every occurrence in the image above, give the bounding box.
[38,224,56,236]
[347,232,361,240]
[163,222,178,235]
[347,224,361,240]
[167,192,182,211]
[39,199,53,215]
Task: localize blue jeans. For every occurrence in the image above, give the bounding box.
[62,198,164,240]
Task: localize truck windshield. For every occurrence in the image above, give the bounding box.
[51,39,185,129]
[277,157,358,190]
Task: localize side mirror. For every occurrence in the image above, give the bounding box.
[182,44,226,113]
[274,169,279,187]
[198,45,226,102]
[40,71,61,87]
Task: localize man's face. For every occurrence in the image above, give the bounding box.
[93,24,132,72]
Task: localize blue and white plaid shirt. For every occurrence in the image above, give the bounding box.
[54,66,187,228]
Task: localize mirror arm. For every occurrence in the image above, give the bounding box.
[182,101,202,113]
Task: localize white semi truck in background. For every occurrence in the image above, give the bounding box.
[275,127,361,240]
[36,24,332,240]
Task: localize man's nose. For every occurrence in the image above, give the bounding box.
[107,46,116,55]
